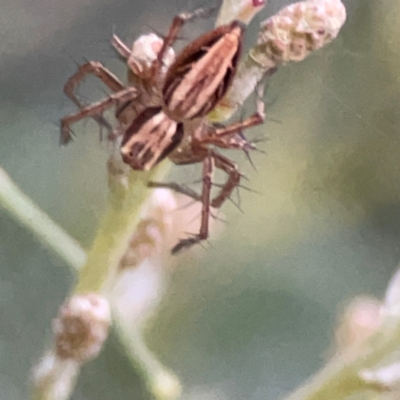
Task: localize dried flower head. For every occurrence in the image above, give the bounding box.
[53,293,111,362]
[210,0,346,121]
[251,0,346,68]
[128,33,175,80]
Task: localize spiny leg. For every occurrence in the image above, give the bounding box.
[150,150,241,211]
[151,6,217,82]
[63,61,127,137]
[209,151,241,209]
[199,90,267,209]
[203,109,265,208]
[61,87,137,144]
[214,96,265,140]
[149,128,255,212]
[171,154,214,254]
[111,35,131,59]
[64,61,125,106]
[206,82,266,144]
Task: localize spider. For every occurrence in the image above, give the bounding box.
[60,8,266,253]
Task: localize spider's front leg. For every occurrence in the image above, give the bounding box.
[60,87,138,144]
[61,61,127,143]
[150,6,216,81]
[212,90,266,141]
[64,61,126,107]
[111,35,131,60]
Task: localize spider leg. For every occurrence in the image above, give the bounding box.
[198,93,265,158]
[171,147,241,253]
[202,116,265,208]
[64,61,126,108]
[151,6,217,81]
[63,61,127,133]
[171,154,214,254]
[111,34,131,59]
[60,87,138,144]
[209,151,241,209]
[214,100,265,140]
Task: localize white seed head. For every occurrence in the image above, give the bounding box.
[128,33,175,79]
[252,0,346,67]
[53,293,111,362]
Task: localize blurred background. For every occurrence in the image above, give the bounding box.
[1,0,400,399]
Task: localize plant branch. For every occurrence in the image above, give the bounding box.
[0,168,85,269]
[284,301,400,400]
[74,164,169,294]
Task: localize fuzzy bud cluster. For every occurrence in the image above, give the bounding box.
[251,0,346,68]
[32,294,111,400]
[128,33,175,80]
[211,0,346,121]
[53,293,111,362]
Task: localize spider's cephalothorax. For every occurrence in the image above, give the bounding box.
[60,8,265,253]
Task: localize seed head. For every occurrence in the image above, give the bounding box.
[251,0,346,68]
[53,293,111,362]
[128,33,175,80]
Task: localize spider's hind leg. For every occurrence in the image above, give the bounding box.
[171,154,214,254]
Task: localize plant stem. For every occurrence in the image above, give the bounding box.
[113,308,182,400]
[74,164,169,294]
[0,168,85,269]
[284,315,400,400]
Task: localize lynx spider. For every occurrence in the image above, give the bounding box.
[60,8,266,253]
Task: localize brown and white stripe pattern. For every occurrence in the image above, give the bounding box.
[162,20,244,121]
[120,107,184,171]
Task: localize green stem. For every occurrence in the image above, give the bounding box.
[0,168,85,269]
[284,315,400,400]
[74,163,170,293]
[113,308,181,400]
[0,166,174,399]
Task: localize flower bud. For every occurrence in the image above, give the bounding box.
[251,0,346,68]
[53,293,111,362]
[128,33,175,80]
